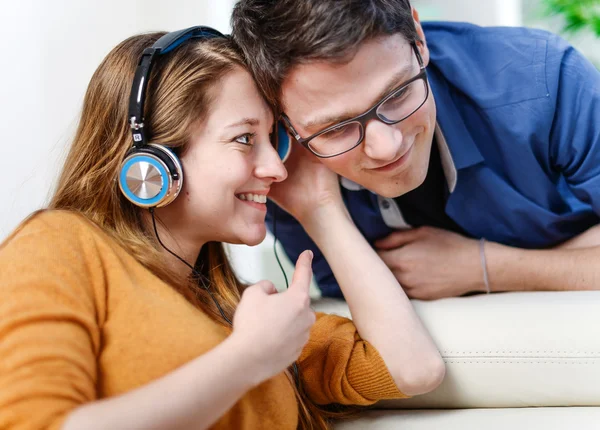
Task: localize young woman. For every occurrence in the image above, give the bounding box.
[0,28,444,430]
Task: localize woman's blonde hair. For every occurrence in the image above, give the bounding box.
[46,31,351,429]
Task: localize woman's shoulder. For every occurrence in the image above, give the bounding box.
[14,208,97,232]
[0,209,113,262]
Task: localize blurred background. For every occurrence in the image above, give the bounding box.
[1,0,598,294]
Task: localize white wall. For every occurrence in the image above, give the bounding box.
[0,0,522,294]
[2,1,131,239]
[0,0,235,239]
[412,0,522,26]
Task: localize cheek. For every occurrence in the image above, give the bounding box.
[405,97,434,133]
[180,164,223,209]
[319,151,360,178]
[421,92,437,125]
[225,159,254,187]
[185,151,253,191]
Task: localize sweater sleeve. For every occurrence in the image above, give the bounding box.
[0,212,104,430]
[297,312,409,406]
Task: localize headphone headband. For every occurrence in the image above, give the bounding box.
[128,26,226,147]
[119,25,226,209]
[120,24,291,210]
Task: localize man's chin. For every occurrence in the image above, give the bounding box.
[363,169,427,198]
[373,186,411,199]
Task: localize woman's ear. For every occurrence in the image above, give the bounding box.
[411,7,430,67]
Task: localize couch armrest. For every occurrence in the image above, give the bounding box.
[312,292,600,408]
[334,407,600,429]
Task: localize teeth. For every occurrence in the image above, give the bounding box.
[237,193,267,203]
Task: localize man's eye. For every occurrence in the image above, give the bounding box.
[327,125,348,137]
[389,87,409,101]
[234,133,255,145]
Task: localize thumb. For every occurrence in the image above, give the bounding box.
[375,228,421,250]
[251,280,278,295]
[290,250,313,295]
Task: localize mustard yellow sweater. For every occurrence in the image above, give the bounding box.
[0,211,406,429]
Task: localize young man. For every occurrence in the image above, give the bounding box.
[231,0,600,300]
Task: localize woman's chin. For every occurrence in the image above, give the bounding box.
[230,226,267,247]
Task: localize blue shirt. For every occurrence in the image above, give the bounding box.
[267,22,600,298]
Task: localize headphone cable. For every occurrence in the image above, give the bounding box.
[149,207,232,326]
[150,205,299,384]
[272,204,300,383]
[272,204,289,289]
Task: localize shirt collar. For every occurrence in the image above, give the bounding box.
[435,124,457,193]
[427,64,484,171]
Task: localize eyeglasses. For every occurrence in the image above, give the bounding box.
[281,43,429,158]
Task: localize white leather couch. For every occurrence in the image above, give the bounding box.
[311,292,600,429]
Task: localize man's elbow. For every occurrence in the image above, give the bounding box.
[393,354,446,396]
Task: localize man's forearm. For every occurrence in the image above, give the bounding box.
[486,225,600,292]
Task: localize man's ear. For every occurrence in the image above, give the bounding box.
[411,7,430,67]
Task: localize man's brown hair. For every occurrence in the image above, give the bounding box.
[231,0,418,110]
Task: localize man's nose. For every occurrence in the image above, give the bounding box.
[363,121,403,161]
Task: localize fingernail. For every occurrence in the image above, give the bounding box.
[308,250,314,262]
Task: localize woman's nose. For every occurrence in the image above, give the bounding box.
[255,142,288,183]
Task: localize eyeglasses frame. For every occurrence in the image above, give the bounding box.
[280,42,429,158]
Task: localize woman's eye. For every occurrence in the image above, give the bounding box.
[234,133,255,145]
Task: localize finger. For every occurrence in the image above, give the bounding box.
[375,228,422,250]
[289,250,313,295]
[407,288,436,301]
[251,280,278,295]
[377,248,404,270]
[393,268,407,284]
[283,139,310,169]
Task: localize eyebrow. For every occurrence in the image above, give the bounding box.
[301,64,415,132]
[226,118,260,128]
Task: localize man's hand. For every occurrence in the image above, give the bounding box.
[268,143,344,224]
[375,226,485,300]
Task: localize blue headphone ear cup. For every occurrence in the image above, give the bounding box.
[118,144,183,208]
[276,120,292,163]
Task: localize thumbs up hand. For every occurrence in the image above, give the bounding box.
[230,250,316,384]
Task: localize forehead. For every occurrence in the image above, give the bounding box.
[206,67,273,126]
[280,34,413,130]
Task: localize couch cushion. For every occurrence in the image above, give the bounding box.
[333,407,600,429]
[312,292,600,408]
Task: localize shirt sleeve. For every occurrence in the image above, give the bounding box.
[0,213,104,430]
[297,312,408,406]
[266,201,342,297]
[548,37,600,214]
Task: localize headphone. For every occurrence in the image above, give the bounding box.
[118,26,292,208]
[119,26,225,208]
